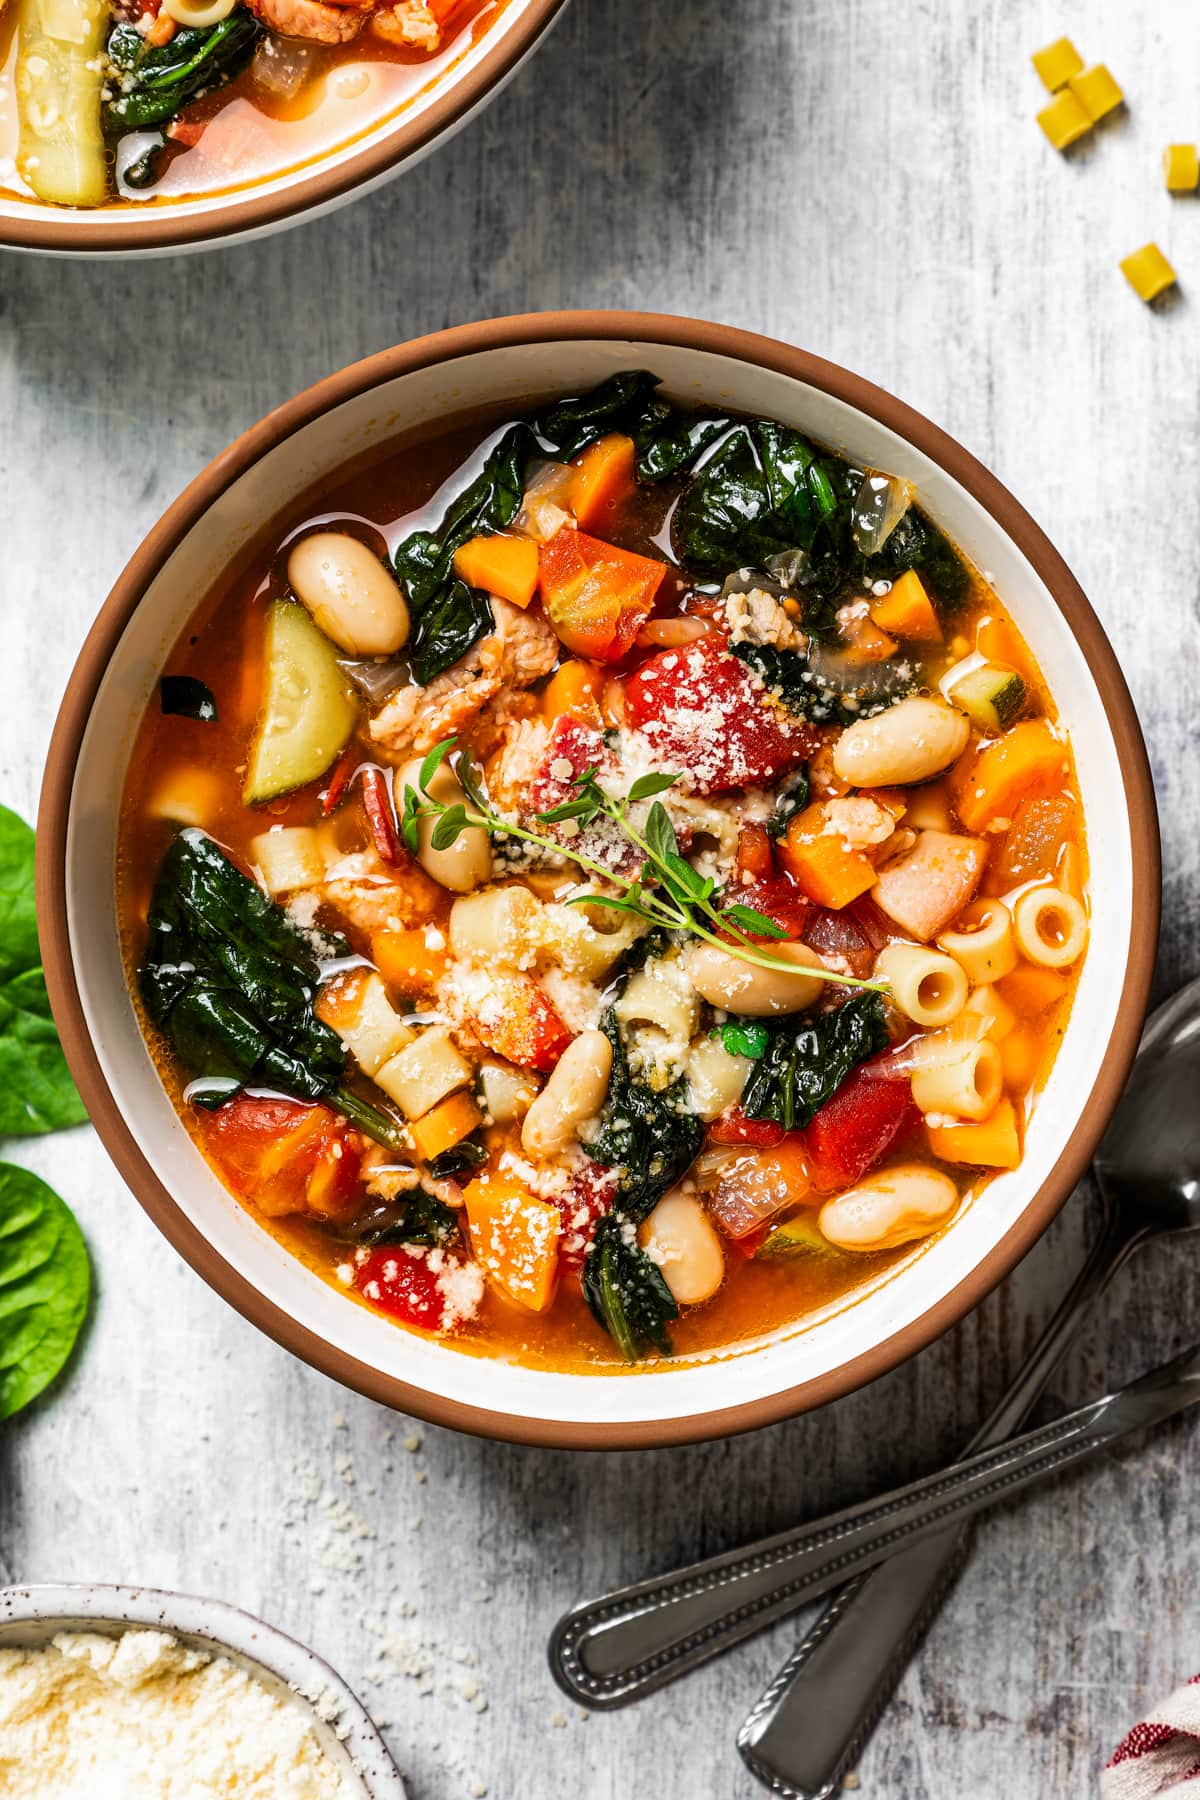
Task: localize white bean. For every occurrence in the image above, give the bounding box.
[686,941,826,1016]
[521,1029,613,1158]
[288,532,410,657]
[832,695,970,788]
[638,1189,725,1306]
[398,758,492,894]
[818,1164,959,1252]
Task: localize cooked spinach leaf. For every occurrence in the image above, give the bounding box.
[0,969,88,1138]
[582,1213,678,1361]
[0,807,86,1137]
[735,641,919,727]
[633,401,731,483]
[767,769,810,839]
[393,423,538,683]
[672,417,967,620]
[160,676,217,722]
[536,370,662,459]
[739,991,890,1132]
[0,1164,90,1420]
[427,1137,489,1179]
[104,15,261,133]
[346,1189,461,1249]
[139,830,405,1150]
[586,1009,703,1221]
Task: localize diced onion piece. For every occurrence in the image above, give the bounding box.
[851,472,913,556]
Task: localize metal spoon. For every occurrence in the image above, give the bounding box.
[547,979,1200,1731]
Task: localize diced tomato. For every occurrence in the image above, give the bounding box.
[624,634,819,794]
[729,1224,770,1260]
[728,874,813,941]
[735,823,774,882]
[356,1245,450,1332]
[201,1095,362,1220]
[539,527,666,662]
[804,905,875,978]
[555,1163,619,1273]
[798,1069,920,1194]
[362,767,402,865]
[525,714,641,876]
[708,1107,786,1149]
[463,972,572,1071]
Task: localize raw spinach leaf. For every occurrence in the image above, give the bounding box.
[0,1164,90,1420]
[104,15,261,133]
[393,423,538,683]
[739,991,890,1132]
[0,969,88,1137]
[0,806,39,984]
[160,676,217,722]
[586,1009,703,1221]
[139,830,405,1150]
[582,1213,678,1360]
[536,370,662,459]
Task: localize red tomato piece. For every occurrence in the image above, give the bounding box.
[539,527,666,662]
[463,972,572,1071]
[708,1107,786,1149]
[735,823,774,882]
[729,875,813,942]
[356,1246,449,1331]
[624,635,819,794]
[804,905,875,977]
[798,1070,920,1194]
[525,715,642,877]
[201,1095,362,1219]
[555,1163,619,1273]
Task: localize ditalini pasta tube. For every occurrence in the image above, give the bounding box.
[17,0,108,207]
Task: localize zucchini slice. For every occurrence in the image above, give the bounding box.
[758,1211,836,1260]
[245,601,358,806]
[948,661,1027,733]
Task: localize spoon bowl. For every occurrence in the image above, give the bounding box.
[1094,976,1200,1237]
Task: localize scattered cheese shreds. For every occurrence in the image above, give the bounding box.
[1032,36,1083,93]
[1037,89,1092,152]
[1068,64,1124,124]
[1120,243,1177,303]
[1164,144,1200,193]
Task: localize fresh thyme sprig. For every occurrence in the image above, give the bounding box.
[399,737,886,994]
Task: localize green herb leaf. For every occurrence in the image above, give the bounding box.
[0,1164,90,1420]
[400,785,422,854]
[739,991,890,1131]
[718,1021,769,1060]
[722,905,791,940]
[644,802,679,868]
[418,739,455,793]
[626,771,680,802]
[535,797,602,826]
[430,805,469,851]
[0,969,88,1137]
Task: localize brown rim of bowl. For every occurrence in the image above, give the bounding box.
[37,311,1161,1449]
[0,0,567,256]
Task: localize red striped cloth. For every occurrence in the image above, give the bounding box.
[1104,1679,1200,1796]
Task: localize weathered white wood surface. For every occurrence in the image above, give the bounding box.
[1,1,1198,1794]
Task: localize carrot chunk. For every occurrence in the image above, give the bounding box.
[868,570,942,642]
[568,434,636,530]
[996,963,1070,1015]
[539,527,666,662]
[374,926,446,996]
[953,719,1069,833]
[776,803,877,910]
[539,658,606,723]
[463,1172,562,1312]
[926,1098,1021,1169]
[452,533,539,609]
[409,1090,482,1162]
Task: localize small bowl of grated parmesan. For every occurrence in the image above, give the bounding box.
[0,1582,406,1800]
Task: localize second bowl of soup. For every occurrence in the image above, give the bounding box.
[39,315,1158,1445]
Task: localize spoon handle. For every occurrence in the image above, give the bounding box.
[737,1204,1136,1798]
[550,1287,1193,1715]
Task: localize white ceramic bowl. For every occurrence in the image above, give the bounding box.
[0,1582,406,1796]
[0,0,566,257]
[38,312,1159,1447]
